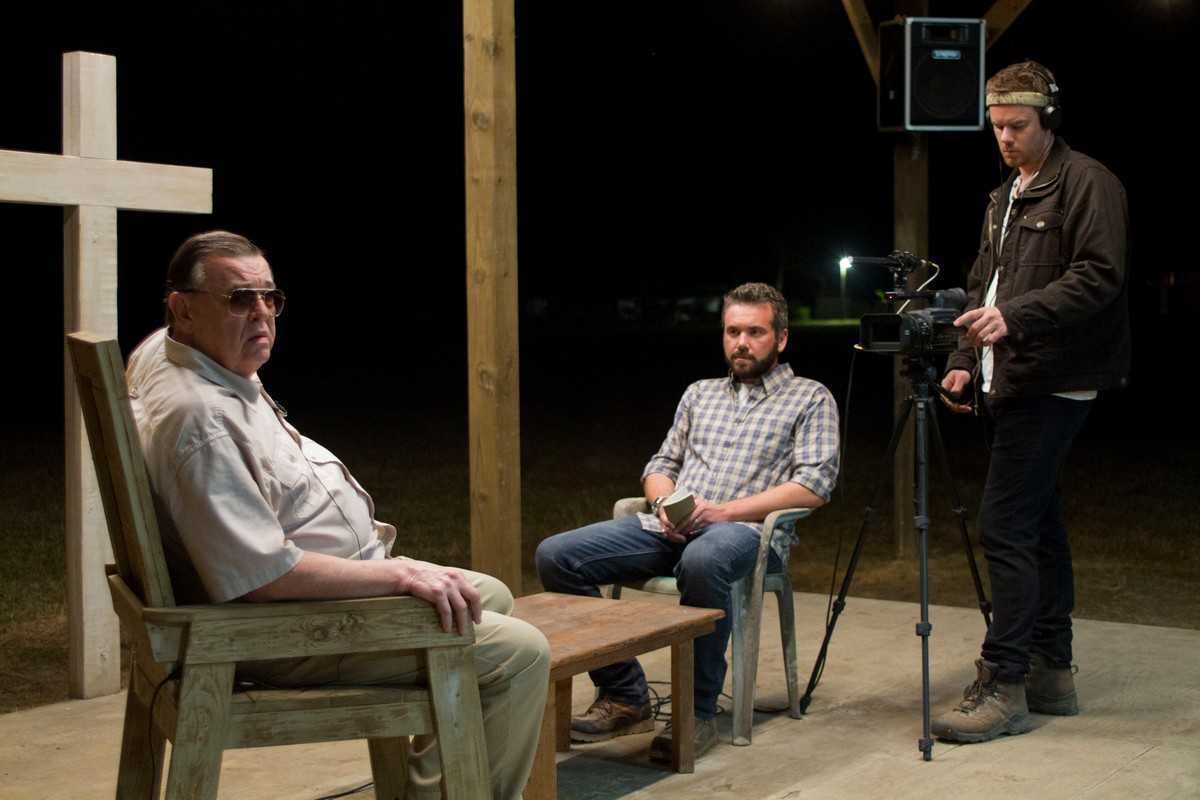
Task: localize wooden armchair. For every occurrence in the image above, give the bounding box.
[609,497,812,746]
[67,332,490,800]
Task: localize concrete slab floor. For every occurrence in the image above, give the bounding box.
[0,592,1196,800]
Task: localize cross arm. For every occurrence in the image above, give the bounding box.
[0,149,211,213]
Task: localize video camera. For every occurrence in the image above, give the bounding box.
[859,288,967,354]
[849,251,968,356]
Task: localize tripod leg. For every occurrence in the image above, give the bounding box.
[914,396,934,762]
[799,397,915,714]
[927,402,993,629]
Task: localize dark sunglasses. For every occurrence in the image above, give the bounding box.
[178,287,286,317]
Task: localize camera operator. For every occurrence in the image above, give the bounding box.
[934,61,1130,743]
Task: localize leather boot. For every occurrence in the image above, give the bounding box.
[649,717,718,763]
[1026,652,1079,715]
[931,659,1033,743]
[570,696,654,742]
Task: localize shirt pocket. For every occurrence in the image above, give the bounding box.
[264,427,321,517]
[1014,209,1065,268]
[743,413,796,468]
[688,405,727,451]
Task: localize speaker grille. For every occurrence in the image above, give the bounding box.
[912,54,977,121]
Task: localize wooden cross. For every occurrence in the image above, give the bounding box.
[0,51,211,697]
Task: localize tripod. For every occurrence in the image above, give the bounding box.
[798,353,992,761]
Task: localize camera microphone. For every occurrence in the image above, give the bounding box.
[846,256,901,268]
[846,253,934,270]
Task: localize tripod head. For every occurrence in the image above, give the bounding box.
[900,352,944,393]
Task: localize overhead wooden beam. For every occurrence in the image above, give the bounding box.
[463,0,522,593]
[984,0,1035,49]
[841,0,879,86]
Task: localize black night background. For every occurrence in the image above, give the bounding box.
[2,1,1194,428]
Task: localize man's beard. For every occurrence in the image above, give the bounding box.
[727,348,778,381]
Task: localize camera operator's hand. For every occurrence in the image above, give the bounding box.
[941,370,974,414]
[955,306,1008,349]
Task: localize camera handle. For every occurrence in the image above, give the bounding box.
[798,356,992,761]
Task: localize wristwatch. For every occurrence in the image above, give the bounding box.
[649,495,667,514]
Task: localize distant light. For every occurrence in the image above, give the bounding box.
[839,257,852,274]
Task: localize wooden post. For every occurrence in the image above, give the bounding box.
[62,52,122,697]
[0,51,212,697]
[463,0,522,592]
[892,133,929,559]
[890,0,931,559]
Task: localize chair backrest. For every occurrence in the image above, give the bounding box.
[67,332,175,609]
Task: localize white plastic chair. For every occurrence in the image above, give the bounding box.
[609,497,811,746]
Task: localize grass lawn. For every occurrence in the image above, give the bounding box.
[2,398,1197,714]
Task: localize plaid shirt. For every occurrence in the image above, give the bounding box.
[641,362,839,559]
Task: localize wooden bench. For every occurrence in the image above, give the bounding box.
[513,592,724,800]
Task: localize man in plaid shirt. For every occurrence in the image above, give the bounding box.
[536,282,839,761]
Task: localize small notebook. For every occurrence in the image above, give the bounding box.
[661,488,696,527]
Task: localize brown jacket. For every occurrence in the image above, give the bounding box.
[946,137,1131,399]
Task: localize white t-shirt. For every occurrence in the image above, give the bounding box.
[980,174,1096,401]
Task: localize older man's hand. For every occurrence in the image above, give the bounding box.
[397,561,483,634]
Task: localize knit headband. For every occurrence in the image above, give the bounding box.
[986,91,1052,108]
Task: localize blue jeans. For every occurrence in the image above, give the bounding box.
[534,515,781,720]
[979,394,1091,683]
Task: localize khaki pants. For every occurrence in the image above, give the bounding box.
[240,565,550,800]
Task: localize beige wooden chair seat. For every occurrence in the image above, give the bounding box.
[68,331,490,800]
[608,497,812,746]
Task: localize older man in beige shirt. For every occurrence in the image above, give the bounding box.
[127,230,549,800]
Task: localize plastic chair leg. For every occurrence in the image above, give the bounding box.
[730,577,760,746]
[775,581,802,719]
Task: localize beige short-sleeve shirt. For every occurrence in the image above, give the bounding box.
[126,328,396,603]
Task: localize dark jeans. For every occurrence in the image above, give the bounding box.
[979,394,1091,683]
[534,516,781,720]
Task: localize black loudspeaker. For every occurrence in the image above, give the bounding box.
[879,17,986,132]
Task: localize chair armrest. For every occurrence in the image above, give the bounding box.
[613,496,649,519]
[179,596,475,665]
[760,507,815,569]
[147,594,464,626]
[111,575,474,666]
[763,507,813,540]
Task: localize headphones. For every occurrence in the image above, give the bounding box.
[985,62,1062,131]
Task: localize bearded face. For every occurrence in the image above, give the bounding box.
[722,302,787,382]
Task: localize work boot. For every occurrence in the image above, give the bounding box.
[649,716,718,763]
[931,659,1033,743]
[570,696,654,742]
[1026,652,1080,715]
